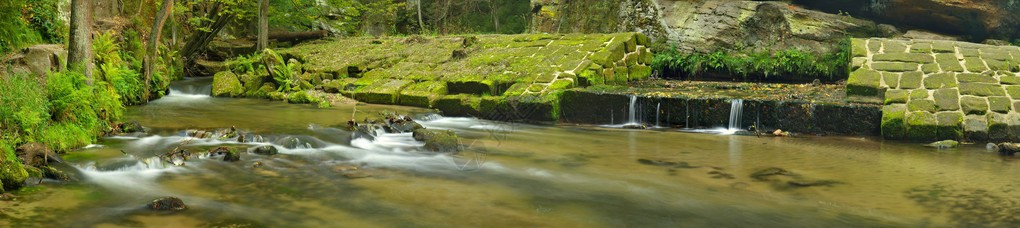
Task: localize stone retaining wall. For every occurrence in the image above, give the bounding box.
[847,38,1020,141]
[560,90,882,136]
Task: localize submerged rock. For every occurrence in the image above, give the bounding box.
[209,147,242,162]
[787,179,842,188]
[412,129,461,153]
[120,120,145,133]
[750,167,795,181]
[636,159,699,169]
[250,145,278,155]
[925,140,960,149]
[148,197,187,212]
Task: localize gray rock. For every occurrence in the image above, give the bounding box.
[250,145,278,156]
[925,140,960,149]
[148,197,187,212]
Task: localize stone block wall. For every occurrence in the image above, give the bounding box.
[848,38,1020,141]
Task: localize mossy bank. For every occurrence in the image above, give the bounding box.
[212,33,653,122]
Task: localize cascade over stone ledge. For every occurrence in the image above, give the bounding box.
[214,33,652,122]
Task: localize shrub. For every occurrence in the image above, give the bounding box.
[46,70,100,130]
[0,73,50,139]
[103,63,145,104]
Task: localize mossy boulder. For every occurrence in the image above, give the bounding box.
[212,71,244,97]
[412,129,460,153]
[1,144,29,192]
[287,91,316,104]
[434,95,481,117]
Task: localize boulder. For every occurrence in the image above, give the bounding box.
[212,71,244,97]
[148,197,187,212]
[794,0,1020,41]
[15,143,62,167]
[207,39,257,61]
[925,140,960,149]
[998,143,1020,156]
[194,59,227,77]
[669,1,890,55]
[120,120,145,133]
[636,159,698,169]
[412,129,461,153]
[901,30,960,41]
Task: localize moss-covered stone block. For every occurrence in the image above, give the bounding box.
[960,48,980,57]
[872,53,935,63]
[988,112,1010,141]
[851,38,868,57]
[923,73,957,89]
[212,71,244,97]
[956,73,997,83]
[932,88,960,111]
[353,79,412,104]
[1006,86,1020,99]
[882,72,900,88]
[960,96,989,115]
[847,68,882,96]
[910,43,933,54]
[908,99,937,113]
[959,82,1006,96]
[881,104,908,139]
[963,115,989,141]
[906,111,938,141]
[899,71,923,89]
[931,41,956,53]
[909,89,929,100]
[988,96,1012,113]
[637,46,652,65]
[867,39,883,53]
[852,57,867,71]
[872,62,919,72]
[935,111,964,140]
[986,59,1011,71]
[885,89,909,104]
[629,65,652,81]
[963,57,988,72]
[883,40,908,53]
[1000,76,1020,85]
[935,53,964,72]
[399,81,447,108]
[433,94,481,117]
[921,63,940,74]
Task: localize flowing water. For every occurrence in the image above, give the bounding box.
[4,78,1020,227]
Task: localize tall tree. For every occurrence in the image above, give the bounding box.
[68,0,94,84]
[144,0,174,100]
[257,0,268,50]
[417,0,425,33]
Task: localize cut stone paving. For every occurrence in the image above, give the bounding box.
[849,38,1020,141]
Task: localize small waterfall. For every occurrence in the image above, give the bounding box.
[728,99,743,130]
[627,95,638,124]
[655,102,661,128]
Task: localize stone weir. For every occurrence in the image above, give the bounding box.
[559,81,883,136]
[847,38,1020,142]
[264,33,654,121]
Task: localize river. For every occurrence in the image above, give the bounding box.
[2,78,1019,227]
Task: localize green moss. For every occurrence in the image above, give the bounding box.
[212,71,244,97]
[935,112,964,140]
[651,40,851,80]
[885,90,909,104]
[932,88,960,111]
[0,140,29,193]
[871,62,919,72]
[958,82,1006,96]
[882,72,900,88]
[960,96,989,115]
[963,57,988,72]
[898,71,923,89]
[956,73,997,83]
[851,38,868,57]
[906,111,938,141]
[923,73,958,89]
[847,68,881,96]
[907,99,937,113]
[872,53,934,63]
[881,105,907,139]
[935,53,964,72]
[987,113,1009,141]
[988,96,1012,113]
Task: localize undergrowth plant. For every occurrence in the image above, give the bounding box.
[651,39,851,81]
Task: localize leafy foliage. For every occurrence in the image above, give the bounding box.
[0,73,49,140]
[263,49,302,92]
[651,39,851,81]
[0,1,42,54]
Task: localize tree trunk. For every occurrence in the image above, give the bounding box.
[68,0,94,84]
[417,0,425,33]
[257,0,268,50]
[144,0,174,101]
[179,3,233,72]
[488,0,499,33]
